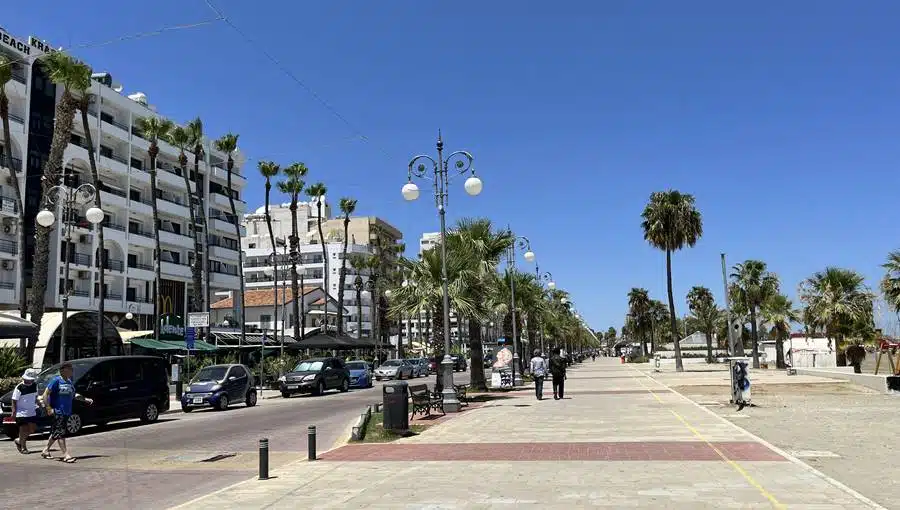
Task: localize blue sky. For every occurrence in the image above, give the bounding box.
[8,1,900,332]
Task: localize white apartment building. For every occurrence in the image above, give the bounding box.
[419,232,440,254]
[242,202,331,254]
[0,28,245,328]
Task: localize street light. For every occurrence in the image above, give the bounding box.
[365,275,379,363]
[38,183,104,363]
[404,132,481,413]
[353,275,364,342]
[504,233,534,386]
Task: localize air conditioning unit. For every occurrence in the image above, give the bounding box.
[2,222,15,235]
[79,234,93,244]
[77,270,90,280]
[1,260,14,271]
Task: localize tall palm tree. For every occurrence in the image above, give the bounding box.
[213,133,245,346]
[649,299,670,351]
[730,260,779,369]
[761,293,798,369]
[186,118,209,313]
[306,182,329,328]
[686,286,720,363]
[605,326,616,354]
[0,56,27,345]
[167,126,203,313]
[258,160,280,340]
[137,117,174,340]
[800,267,873,366]
[336,197,357,336]
[278,163,307,340]
[627,288,651,355]
[28,52,92,361]
[640,190,703,372]
[880,250,900,318]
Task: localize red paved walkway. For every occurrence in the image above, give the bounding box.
[321,441,786,462]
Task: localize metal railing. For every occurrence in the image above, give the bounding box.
[129,296,151,303]
[128,261,153,271]
[102,221,126,232]
[71,289,89,298]
[105,293,123,300]
[66,253,91,266]
[128,224,152,238]
[102,259,124,272]
[0,281,14,290]
[99,185,126,198]
[101,116,129,131]
[0,240,18,255]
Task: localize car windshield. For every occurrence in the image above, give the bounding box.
[36,361,94,388]
[381,360,401,367]
[293,361,323,372]
[193,366,228,382]
[346,362,367,370]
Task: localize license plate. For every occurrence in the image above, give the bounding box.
[287,385,299,389]
[192,397,203,404]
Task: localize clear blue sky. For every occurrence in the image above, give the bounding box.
[9,1,900,332]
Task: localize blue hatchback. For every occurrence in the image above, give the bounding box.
[346,361,373,389]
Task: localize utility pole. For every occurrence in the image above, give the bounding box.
[721,253,742,356]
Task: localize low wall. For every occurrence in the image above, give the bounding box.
[795,367,890,393]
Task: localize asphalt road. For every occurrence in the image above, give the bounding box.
[0,370,477,510]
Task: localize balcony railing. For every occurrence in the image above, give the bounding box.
[246,274,274,283]
[101,152,128,166]
[101,116,129,131]
[128,224,152,238]
[129,295,151,303]
[71,289,89,298]
[209,237,239,251]
[99,185,126,198]
[65,253,91,266]
[0,281,14,290]
[0,196,18,214]
[102,220,126,232]
[128,261,153,271]
[99,259,124,272]
[104,293,123,300]
[213,268,240,277]
[0,154,22,170]
[0,239,18,255]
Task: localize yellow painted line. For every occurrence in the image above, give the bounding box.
[627,366,786,510]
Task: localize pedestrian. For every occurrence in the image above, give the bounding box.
[549,347,567,400]
[592,352,596,362]
[529,349,547,400]
[40,362,93,463]
[11,368,39,454]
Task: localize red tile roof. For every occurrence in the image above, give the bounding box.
[211,286,319,309]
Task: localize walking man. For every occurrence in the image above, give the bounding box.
[40,362,93,463]
[11,369,39,454]
[550,347,567,400]
[530,349,547,400]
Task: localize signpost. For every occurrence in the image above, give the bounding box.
[188,312,210,328]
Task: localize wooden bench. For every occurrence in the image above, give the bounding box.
[409,384,444,419]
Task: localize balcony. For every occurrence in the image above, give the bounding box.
[211,191,245,211]
[64,253,92,267]
[126,224,155,248]
[159,229,193,250]
[128,194,153,216]
[100,114,130,140]
[98,259,124,272]
[210,270,240,290]
[0,154,22,172]
[0,195,18,215]
[155,163,187,188]
[161,261,192,280]
[102,219,126,233]
[99,186,127,210]
[11,68,25,84]
[211,165,247,188]
[0,239,18,256]
[99,152,128,174]
[156,195,190,218]
[127,260,154,280]
[246,274,274,284]
[0,282,15,304]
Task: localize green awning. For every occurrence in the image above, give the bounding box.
[131,338,182,351]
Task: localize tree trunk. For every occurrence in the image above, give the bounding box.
[431,304,444,393]
[225,157,246,346]
[705,330,713,364]
[749,306,760,369]
[264,179,277,346]
[193,151,209,315]
[336,216,350,335]
[289,200,301,341]
[665,249,683,372]
[179,152,202,315]
[316,203,328,331]
[775,334,786,369]
[80,99,104,355]
[149,145,162,340]
[29,92,77,361]
[468,318,487,391]
[0,89,27,353]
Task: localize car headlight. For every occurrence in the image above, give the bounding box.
[302,374,316,382]
[211,384,222,392]
[278,375,286,382]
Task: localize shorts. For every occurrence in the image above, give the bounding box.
[49,413,69,439]
[15,416,37,426]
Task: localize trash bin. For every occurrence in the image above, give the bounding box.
[382,381,409,432]
[727,357,751,407]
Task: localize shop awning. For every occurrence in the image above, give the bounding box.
[131,338,219,352]
[0,313,39,339]
[159,339,218,352]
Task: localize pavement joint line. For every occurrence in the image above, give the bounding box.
[627,366,785,509]
[632,364,888,510]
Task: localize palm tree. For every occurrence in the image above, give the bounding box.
[137,117,174,340]
[627,288,651,355]
[258,160,280,340]
[800,267,874,366]
[0,56,27,345]
[167,126,203,313]
[649,299,670,352]
[278,163,307,340]
[605,326,616,354]
[730,260,780,369]
[213,133,245,346]
[880,250,900,318]
[336,197,357,336]
[186,118,209,313]
[686,286,720,363]
[306,182,329,328]
[761,293,798,369]
[640,190,703,372]
[28,52,92,361]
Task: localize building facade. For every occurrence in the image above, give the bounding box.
[0,28,245,326]
[419,232,440,255]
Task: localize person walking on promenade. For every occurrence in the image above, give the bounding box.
[549,347,567,400]
[11,369,39,454]
[530,349,548,400]
[40,362,93,463]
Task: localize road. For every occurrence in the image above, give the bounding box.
[0,370,478,509]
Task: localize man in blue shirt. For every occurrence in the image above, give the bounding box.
[40,362,92,463]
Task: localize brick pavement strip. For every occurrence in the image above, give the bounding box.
[171,360,883,509]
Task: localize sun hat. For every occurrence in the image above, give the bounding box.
[22,368,38,381]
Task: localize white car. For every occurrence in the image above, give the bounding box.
[374,359,414,380]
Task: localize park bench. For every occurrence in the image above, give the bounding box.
[409,384,444,419]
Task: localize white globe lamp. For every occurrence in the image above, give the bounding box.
[85,206,105,225]
[523,250,535,263]
[125,312,134,320]
[36,209,55,228]
[548,281,556,289]
[464,175,483,196]
[401,182,420,201]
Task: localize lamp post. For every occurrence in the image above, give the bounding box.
[536,269,554,356]
[403,132,482,412]
[353,275,364,342]
[37,183,105,363]
[266,252,281,360]
[365,275,378,363]
[504,233,534,386]
[125,303,139,330]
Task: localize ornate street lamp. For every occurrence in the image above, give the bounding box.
[353,275,364,341]
[37,183,104,363]
[403,132,481,412]
[504,233,534,386]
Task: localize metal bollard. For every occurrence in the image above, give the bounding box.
[308,425,317,461]
[258,438,269,480]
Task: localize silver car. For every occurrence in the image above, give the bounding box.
[406,358,429,378]
[374,359,414,380]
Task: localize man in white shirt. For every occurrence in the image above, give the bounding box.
[529,349,548,401]
[11,369,39,454]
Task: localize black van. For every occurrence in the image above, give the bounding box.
[1,356,170,439]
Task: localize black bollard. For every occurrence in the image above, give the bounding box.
[308,425,317,461]
[258,438,269,480]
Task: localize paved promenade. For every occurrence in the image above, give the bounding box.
[173,359,882,509]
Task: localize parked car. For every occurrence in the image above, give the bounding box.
[181,364,257,412]
[279,358,350,397]
[374,359,414,381]
[1,356,169,439]
[452,356,467,372]
[412,358,430,377]
[346,360,373,389]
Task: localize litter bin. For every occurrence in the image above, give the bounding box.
[382,381,409,432]
[727,357,751,408]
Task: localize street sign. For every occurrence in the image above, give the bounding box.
[185,327,196,350]
[187,312,210,328]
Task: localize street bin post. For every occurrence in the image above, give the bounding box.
[308,425,316,461]
[258,438,269,480]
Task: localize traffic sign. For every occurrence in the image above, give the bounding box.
[185,327,196,350]
[187,312,210,328]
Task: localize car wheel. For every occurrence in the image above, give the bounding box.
[182,406,193,413]
[340,378,349,392]
[246,390,258,407]
[217,395,229,411]
[315,381,325,396]
[281,391,291,399]
[66,414,83,436]
[140,402,160,423]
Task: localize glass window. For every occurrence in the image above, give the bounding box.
[293,361,323,372]
[193,366,228,382]
[229,366,246,378]
[346,362,367,370]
